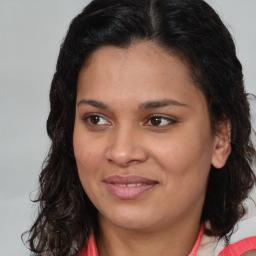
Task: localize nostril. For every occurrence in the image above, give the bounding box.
[106,148,148,167]
[107,158,134,167]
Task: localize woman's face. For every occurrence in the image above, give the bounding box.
[73,41,222,232]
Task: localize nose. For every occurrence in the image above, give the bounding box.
[105,126,148,167]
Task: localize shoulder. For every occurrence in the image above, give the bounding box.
[218,236,256,256]
[197,216,256,256]
[219,216,256,256]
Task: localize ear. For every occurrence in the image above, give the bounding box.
[211,119,232,169]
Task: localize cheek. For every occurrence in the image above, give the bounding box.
[73,129,105,169]
[150,127,213,178]
[73,135,103,198]
[73,131,108,199]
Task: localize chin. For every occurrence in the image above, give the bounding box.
[100,206,158,231]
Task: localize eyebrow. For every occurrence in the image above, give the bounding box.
[77,98,188,110]
[77,99,108,109]
[138,99,188,110]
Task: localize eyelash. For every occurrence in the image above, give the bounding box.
[145,114,177,128]
[83,113,111,127]
[82,113,177,128]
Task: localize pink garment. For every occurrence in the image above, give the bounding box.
[218,236,256,256]
[78,236,97,256]
[78,227,256,256]
[78,225,204,256]
[189,225,204,256]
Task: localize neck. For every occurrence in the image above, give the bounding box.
[96,216,202,256]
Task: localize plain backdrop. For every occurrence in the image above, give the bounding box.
[0,0,255,255]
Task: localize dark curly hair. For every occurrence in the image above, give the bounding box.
[23,0,256,255]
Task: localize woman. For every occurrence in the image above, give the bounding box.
[24,0,256,255]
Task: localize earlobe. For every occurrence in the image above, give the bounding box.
[211,119,232,169]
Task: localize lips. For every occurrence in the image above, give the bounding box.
[103,175,158,199]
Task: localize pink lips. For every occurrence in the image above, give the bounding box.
[103,175,158,199]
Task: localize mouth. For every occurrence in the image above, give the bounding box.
[103,175,158,199]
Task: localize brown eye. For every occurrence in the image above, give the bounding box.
[84,114,111,127]
[89,115,101,125]
[150,117,162,126]
[146,115,176,127]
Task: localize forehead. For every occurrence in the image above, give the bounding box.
[77,41,206,110]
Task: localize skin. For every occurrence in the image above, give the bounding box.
[242,251,256,256]
[73,41,231,256]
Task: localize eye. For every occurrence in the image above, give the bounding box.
[145,115,176,127]
[83,114,111,126]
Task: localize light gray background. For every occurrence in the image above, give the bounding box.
[0,0,255,255]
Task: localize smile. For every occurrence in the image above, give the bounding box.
[103,175,158,199]
[115,183,143,187]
